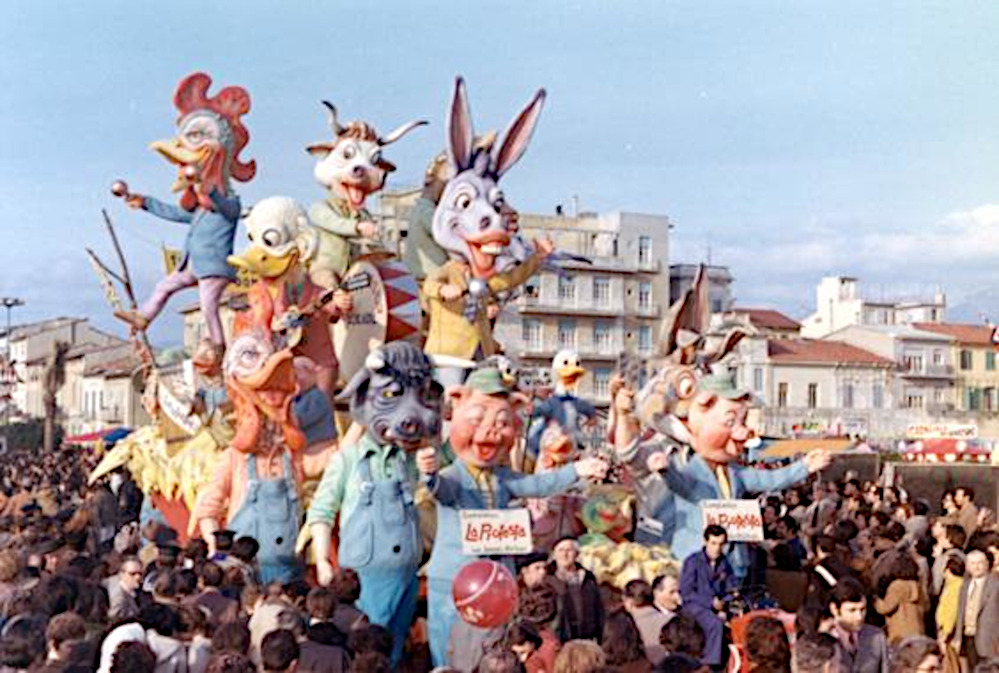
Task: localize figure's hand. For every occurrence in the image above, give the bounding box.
[646,451,669,473]
[486,303,501,320]
[534,237,555,258]
[804,450,832,473]
[440,284,463,302]
[416,447,439,475]
[358,220,380,240]
[333,289,353,313]
[575,456,610,481]
[125,195,144,210]
[316,559,336,587]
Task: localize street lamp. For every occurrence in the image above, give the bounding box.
[1,297,25,425]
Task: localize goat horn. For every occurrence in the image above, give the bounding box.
[321,100,344,136]
[378,119,429,146]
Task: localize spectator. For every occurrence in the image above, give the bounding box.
[347,624,394,660]
[507,621,557,673]
[110,641,157,673]
[177,604,213,673]
[516,551,550,590]
[935,556,964,673]
[744,616,791,673]
[829,577,889,673]
[331,569,368,633]
[953,488,979,539]
[889,636,941,673]
[105,556,144,622]
[954,550,999,669]
[140,602,188,672]
[660,615,705,661]
[553,639,606,673]
[652,573,682,622]
[679,525,737,667]
[191,561,238,626]
[875,553,929,643]
[796,602,835,639]
[548,538,604,642]
[278,607,348,673]
[261,629,299,673]
[476,648,527,673]
[602,609,652,672]
[0,614,47,672]
[43,610,86,666]
[773,515,806,571]
[931,525,967,597]
[205,652,257,673]
[623,579,669,664]
[808,535,855,604]
[795,633,841,673]
[212,622,251,656]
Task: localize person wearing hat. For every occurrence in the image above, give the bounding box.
[638,371,832,580]
[419,367,609,666]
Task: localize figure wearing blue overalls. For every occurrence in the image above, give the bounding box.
[421,367,610,667]
[635,373,832,580]
[306,343,443,664]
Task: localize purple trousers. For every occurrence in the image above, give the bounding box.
[140,269,228,345]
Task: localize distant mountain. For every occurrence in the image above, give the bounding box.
[948,288,999,324]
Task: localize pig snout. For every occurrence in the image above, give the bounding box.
[351,164,367,179]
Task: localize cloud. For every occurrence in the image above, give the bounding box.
[678,204,999,317]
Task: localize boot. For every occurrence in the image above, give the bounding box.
[113,309,149,331]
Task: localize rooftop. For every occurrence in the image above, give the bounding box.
[84,354,143,378]
[913,322,998,347]
[827,324,954,341]
[1,317,84,341]
[730,308,801,331]
[767,338,895,367]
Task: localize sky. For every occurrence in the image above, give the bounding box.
[2,1,999,346]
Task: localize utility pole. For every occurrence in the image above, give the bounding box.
[1,297,25,426]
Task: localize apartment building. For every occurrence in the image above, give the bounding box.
[801,276,946,338]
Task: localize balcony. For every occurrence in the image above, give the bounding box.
[926,402,956,415]
[517,296,621,317]
[517,341,622,362]
[901,364,954,379]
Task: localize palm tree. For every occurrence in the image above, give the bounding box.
[43,340,70,453]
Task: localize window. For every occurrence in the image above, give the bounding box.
[593,368,612,398]
[522,320,541,349]
[933,350,944,365]
[872,383,884,409]
[905,394,925,409]
[593,277,611,308]
[985,388,996,412]
[987,352,996,371]
[753,367,764,392]
[842,383,854,409]
[777,383,788,408]
[807,383,818,409]
[638,236,653,265]
[558,275,576,304]
[558,320,576,349]
[904,355,924,372]
[960,350,972,371]
[638,282,652,310]
[638,326,653,354]
[966,387,983,411]
[593,322,612,353]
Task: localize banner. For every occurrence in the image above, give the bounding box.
[906,423,977,440]
[460,509,533,555]
[701,499,764,542]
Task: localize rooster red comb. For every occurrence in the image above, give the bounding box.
[174,72,256,182]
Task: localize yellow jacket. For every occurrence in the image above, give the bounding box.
[423,255,543,359]
[936,573,962,640]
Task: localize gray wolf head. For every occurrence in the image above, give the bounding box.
[339,341,443,450]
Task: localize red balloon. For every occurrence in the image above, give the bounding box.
[452,560,519,628]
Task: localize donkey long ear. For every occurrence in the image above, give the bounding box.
[448,77,474,171]
[493,88,546,179]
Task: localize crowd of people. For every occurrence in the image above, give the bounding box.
[0,445,997,673]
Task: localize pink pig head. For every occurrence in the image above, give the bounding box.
[447,368,527,468]
[685,373,755,467]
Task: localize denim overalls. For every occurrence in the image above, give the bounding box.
[228,451,303,584]
[340,452,421,664]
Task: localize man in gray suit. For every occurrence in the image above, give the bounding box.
[829,577,888,673]
[104,557,144,622]
[954,550,999,670]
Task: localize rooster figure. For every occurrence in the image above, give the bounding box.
[114,72,256,369]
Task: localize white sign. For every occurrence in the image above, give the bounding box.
[701,500,764,542]
[157,384,202,436]
[906,423,977,440]
[460,509,533,555]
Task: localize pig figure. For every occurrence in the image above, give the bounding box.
[636,373,831,579]
[419,367,608,666]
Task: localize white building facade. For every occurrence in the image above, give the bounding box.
[801,276,946,338]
